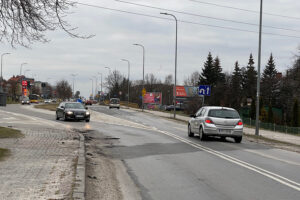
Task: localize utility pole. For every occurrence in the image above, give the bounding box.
[70,74,78,98]
[0,53,11,92]
[133,44,145,111]
[121,59,131,108]
[255,0,263,136]
[160,12,178,119]
[20,63,28,76]
[89,78,94,99]
[105,67,111,100]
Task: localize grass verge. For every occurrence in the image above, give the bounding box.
[0,126,24,138]
[34,103,59,111]
[0,148,10,161]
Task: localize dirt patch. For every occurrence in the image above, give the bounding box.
[245,134,300,153]
[34,103,59,111]
[0,126,24,138]
[0,148,10,161]
[85,131,123,200]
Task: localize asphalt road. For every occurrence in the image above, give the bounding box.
[1,104,300,200]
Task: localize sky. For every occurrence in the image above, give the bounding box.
[1,0,300,98]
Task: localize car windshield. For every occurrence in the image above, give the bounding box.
[208,109,240,119]
[65,103,85,109]
[110,99,120,104]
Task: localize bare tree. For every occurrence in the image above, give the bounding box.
[56,80,72,100]
[184,71,200,86]
[0,0,93,47]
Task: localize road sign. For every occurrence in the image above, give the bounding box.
[142,88,146,97]
[198,85,211,96]
[22,80,27,86]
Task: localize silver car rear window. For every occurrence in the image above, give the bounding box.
[208,109,240,119]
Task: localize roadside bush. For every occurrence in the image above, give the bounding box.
[184,97,203,115]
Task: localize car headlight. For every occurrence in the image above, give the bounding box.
[86,111,90,115]
[66,111,73,115]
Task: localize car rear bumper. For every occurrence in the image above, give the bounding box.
[203,127,243,137]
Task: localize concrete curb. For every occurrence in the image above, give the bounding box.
[73,133,86,200]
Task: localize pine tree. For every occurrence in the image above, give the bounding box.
[230,61,242,109]
[293,99,299,127]
[267,102,274,123]
[250,97,256,120]
[261,53,278,104]
[213,56,225,84]
[199,52,215,85]
[243,54,257,99]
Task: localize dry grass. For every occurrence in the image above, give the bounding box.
[35,103,59,111]
[0,148,10,161]
[0,126,24,138]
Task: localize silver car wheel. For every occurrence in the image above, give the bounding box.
[188,124,194,137]
[199,126,206,141]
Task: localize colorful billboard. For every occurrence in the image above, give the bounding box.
[176,86,199,97]
[144,92,162,104]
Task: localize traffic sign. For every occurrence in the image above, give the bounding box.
[22,80,27,86]
[198,85,211,96]
[142,88,146,97]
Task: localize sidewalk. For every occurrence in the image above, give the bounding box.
[124,107,300,146]
[0,109,81,199]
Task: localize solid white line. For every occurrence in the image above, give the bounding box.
[154,129,300,191]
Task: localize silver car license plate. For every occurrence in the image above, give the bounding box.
[219,129,231,134]
[76,115,84,118]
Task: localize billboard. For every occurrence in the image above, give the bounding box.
[176,86,199,97]
[144,92,162,104]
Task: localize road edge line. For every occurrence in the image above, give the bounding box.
[73,133,86,200]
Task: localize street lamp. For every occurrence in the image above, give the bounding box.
[105,67,111,99]
[70,73,78,98]
[255,0,263,136]
[89,78,94,99]
[160,12,178,119]
[20,62,28,76]
[92,75,98,99]
[98,72,103,93]
[133,43,145,111]
[0,53,11,92]
[121,59,131,108]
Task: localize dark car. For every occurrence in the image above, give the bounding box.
[56,102,90,122]
[85,100,92,105]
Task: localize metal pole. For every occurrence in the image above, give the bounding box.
[160,13,178,119]
[255,0,263,136]
[121,59,131,108]
[0,53,11,92]
[70,74,77,98]
[20,63,27,76]
[105,67,111,100]
[133,44,145,111]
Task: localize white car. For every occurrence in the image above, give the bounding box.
[188,106,243,143]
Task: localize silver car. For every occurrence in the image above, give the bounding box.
[188,106,243,143]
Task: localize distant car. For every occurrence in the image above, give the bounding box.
[51,99,57,103]
[56,102,90,122]
[21,97,30,105]
[188,106,243,143]
[165,105,181,111]
[85,100,92,105]
[44,99,51,104]
[109,98,120,109]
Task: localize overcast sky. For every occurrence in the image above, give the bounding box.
[1,0,300,98]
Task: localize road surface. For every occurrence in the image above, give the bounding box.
[1,104,300,200]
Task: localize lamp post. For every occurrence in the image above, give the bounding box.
[121,59,131,108]
[133,44,145,111]
[70,74,77,98]
[160,12,178,119]
[105,67,111,100]
[20,63,28,76]
[98,72,103,93]
[89,78,94,99]
[0,52,11,92]
[255,0,263,136]
[92,75,98,100]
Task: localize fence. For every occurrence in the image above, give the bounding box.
[242,117,300,135]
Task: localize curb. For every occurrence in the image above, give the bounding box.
[73,133,86,200]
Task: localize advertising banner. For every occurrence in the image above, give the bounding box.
[144,92,162,104]
[176,86,199,97]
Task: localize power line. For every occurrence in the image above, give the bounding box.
[189,0,300,20]
[115,0,300,33]
[75,2,300,39]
